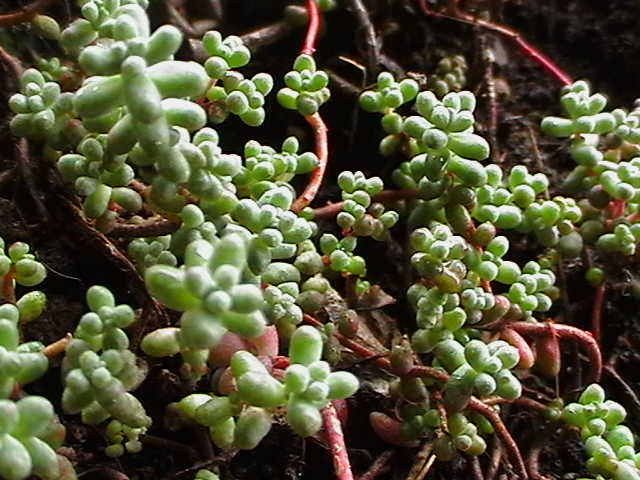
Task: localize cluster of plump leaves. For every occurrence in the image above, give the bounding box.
[359,72,419,157]
[0,397,63,480]
[62,286,150,429]
[142,233,268,378]
[8,69,82,149]
[203,31,273,126]
[428,54,468,98]
[104,419,145,457]
[234,137,318,193]
[0,240,59,480]
[435,339,521,411]
[0,304,49,399]
[0,238,48,322]
[175,326,357,449]
[127,235,177,274]
[541,81,640,257]
[409,223,554,343]
[562,384,640,480]
[336,171,398,239]
[277,55,330,116]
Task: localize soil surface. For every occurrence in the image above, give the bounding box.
[2,1,640,479]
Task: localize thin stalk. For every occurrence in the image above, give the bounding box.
[301,0,321,55]
[0,0,60,27]
[292,113,329,212]
[509,321,602,383]
[323,401,355,480]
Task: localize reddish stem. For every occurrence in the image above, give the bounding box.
[292,113,329,212]
[499,327,535,369]
[509,321,602,383]
[42,334,72,358]
[0,0,59,27]
[301,0,321,55]
[591,283,606,345]
[323,401,355,480]
[2,267,16,303]
[415,1,572,86]
[467,399,527,479]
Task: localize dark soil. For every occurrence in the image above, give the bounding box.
[2,1,640,479]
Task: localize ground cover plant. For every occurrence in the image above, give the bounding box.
[1,0,640,479]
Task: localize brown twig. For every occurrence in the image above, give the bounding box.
[485,436,502,480]
[107,218,180,238]
[323,401,355,480]
[509,321,602,384]
[345,0,380,72]
[292,113,329,212]
[0,44,24,80]
[470,455,485,480]
[591,283,606,346]
[43,333,72,358]
[467,399,526,479]
[525,443,550,480]
[357,450,394,480]
[405,441,434,480]
[0,0,59,27]
[16,138,50,224]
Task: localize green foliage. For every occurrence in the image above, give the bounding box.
[563,384,640,480]
[278,54,331,116]
[429,54,468,98]
[62,286,150,429]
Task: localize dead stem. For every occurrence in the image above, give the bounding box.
[405,441,434,480]
[0,0,60,27]
[485,436,502,480]
[591,283,607,345]
[345,0,380,72]
[357,450,394,480]
[43,333,72,358]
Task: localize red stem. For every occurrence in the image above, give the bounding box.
[2,267,16,303]
[499,327,535,369]
[292,113,329,212]
[509,321,602,383]
[591,283,606,345]
[301,0,321,55]
[322,402,355,480]
[415,1,572,86]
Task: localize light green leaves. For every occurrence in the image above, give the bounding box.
[278,54,331,116]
